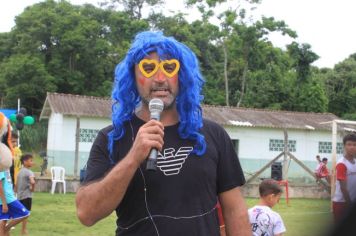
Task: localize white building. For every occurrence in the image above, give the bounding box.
[40,93,349,181]
[40,93,111,177]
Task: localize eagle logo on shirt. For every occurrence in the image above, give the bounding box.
[157,146,193,176]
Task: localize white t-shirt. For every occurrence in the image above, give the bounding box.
[333,157,356,203]
[248,205,286,236]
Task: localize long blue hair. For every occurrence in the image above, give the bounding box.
[108,31,206,163]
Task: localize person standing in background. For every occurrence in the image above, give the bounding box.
[10,132,22,189]
[248,179,286,236]
[332,133,356,223]
[16,154,35,235]
[314,156,330,184]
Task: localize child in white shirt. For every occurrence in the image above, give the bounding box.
[248,179,286,236]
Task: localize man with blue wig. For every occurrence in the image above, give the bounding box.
[76,31,250,236]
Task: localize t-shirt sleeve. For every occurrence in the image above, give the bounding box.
[336,163,347,181]
[27,170,35,179]
[215,124,246,193]
[83,128,113,184]
[273,213,286,234]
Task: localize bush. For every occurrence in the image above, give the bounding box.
[19,120,48,152]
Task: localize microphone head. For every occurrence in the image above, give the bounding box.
[149,98,164,114]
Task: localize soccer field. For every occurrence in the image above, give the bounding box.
[10,193,332,236]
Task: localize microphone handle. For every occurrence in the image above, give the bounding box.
[146,111,161,171]
[146,149,158,171]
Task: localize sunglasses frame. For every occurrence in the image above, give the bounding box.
[138,59,180,78]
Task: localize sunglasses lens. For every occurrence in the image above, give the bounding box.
[142,63,156,73]
[163,63,177,73]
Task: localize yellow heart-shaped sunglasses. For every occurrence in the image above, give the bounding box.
[138,59,180,78]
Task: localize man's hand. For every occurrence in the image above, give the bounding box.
[76,120,164,227]
[128,120,164,165]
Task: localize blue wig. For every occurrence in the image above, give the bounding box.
[108,31,206,163]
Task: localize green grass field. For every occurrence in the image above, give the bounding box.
[246,198,333,236]
[10,193,332,236]
[11,193,116,236]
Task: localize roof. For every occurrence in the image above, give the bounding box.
[40,92,344,131]
[40,93,112,119]
[203,105,339,131]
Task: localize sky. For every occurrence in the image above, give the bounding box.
[1,0,356,68]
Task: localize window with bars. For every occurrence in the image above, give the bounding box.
[318,142,343,154]
[79,128,99,143]
[269,139,296,152]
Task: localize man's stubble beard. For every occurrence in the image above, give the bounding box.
[141,94,177,111]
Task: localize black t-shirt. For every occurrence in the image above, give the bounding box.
[84,115,245,236]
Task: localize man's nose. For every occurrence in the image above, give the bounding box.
[153,69,166,82]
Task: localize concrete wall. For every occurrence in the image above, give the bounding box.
[241,183,331,199]
[47,114,111,152]
[225,125,343,161]
[225,126,343,181]
[46,114,344,180]
[35,177,80,193]
[46,114,111,176]
[35,177,331,199]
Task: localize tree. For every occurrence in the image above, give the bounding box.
[320,56,356,118]
[185,0,262,8]
[107,0,164,19]
[296,82,328,112]
[186,0,264,106]
[287,42,319,83]
[0,32,15,63]
[0,0,153,115]
[0,0,349,118]
[242,46,295,110]
[219,13,297,107]
[0,54,56,114]
[10,0,148,97]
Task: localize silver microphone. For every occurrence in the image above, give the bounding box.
[146,98,164,171]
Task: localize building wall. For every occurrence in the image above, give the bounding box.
[46,115,344,180]
[47,113,63,150]
[46,114,111,175]
[225,125,344,182]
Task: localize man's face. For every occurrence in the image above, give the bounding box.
[134,52,179,110]
[344,140,356,157]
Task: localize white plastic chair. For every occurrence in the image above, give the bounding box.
[50,166,66,194]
